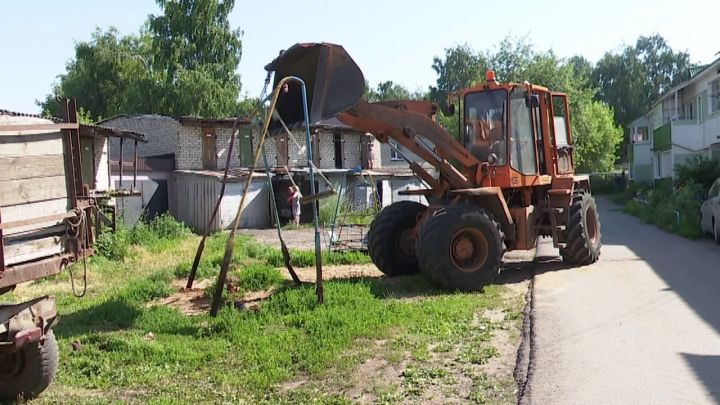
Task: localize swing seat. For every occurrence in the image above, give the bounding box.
[301,190,336,205]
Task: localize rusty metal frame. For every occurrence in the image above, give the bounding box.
[0,255,72,290]
[0,98,95,290]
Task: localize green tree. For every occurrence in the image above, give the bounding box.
[429,44,487,106]
[592,34,690,129]
[40,0,244,120]
[367,81,412,102]
[568,55,594,82]
[148,0,243,117]
[572,100,623,172]
[39,28,155,119]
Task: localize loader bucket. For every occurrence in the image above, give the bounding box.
[265,43,365,126]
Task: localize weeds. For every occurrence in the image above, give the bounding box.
[95,213,191,260]
[236,264,283,291]
[623,180,704,238]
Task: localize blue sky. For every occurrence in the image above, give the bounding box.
[1,0,718,114]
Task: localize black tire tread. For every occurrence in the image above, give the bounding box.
[560,191,601,265]
[416,203,504,291]
[368,201,426,276]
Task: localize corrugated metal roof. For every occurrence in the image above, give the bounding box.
[97,114,253,128]
[175,115,252,128]
[80,124,147,142]
[0,108,62,122]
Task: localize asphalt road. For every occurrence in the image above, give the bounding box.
[525,197,720,404]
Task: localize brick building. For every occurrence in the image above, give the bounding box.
[98,114,424,231]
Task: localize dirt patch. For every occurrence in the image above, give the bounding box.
[239,226,369,251]
[152,265,383,315]
[279,264,383,283]
[149,279,213,316]
[239,228,319,250]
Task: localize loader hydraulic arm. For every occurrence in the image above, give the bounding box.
[337,99,479,190]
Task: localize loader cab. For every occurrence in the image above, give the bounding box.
[461,80,574,179]
[463,86,540,175]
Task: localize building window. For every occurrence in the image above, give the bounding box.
[390,142,403,161]
[632,126,649,143]
[711,79,720,113]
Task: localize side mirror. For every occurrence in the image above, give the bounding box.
[488,153,498,165]
[442,102,456,116]
[525,94,540,108]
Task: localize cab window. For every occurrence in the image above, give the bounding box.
[510,89,538,175]
[464,89,507,164]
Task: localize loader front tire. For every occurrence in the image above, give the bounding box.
[368,201,426,276]
[416,203,504,291]
[560,191,601,265]
[0,330,59,400]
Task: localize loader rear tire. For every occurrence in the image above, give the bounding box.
[0,330,59,400]
[368,201,426,276]
[416,203,504,291]
[560,191,601,265]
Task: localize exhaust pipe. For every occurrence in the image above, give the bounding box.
[265,43,365,126]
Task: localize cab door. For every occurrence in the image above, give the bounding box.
[509,88,538,176]
[550,93,574,174]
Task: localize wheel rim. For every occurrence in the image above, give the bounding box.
[586,206,598,245]
[450,228,489,273]
[396,228,415,258]
[0,351,23,378]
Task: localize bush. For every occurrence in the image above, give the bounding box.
[623,180,703,238]
[590,172,628,195]
[675,155,720,192]
[95,214,192,260]
[95,227,131,261]
[130,213,191,245]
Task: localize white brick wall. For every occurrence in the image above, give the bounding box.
[253,131,279,167]
[102,114,377,171]
[104,115,181,160]
[380,141,422,168]
[343,133,363,169]
[93,136,110,190]
[179,126,257,170]
[176,126,202,170]
[316,132,335,169]
[287,129,309,167]
[253,129,366,170]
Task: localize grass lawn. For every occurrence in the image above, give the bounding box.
[8,218,524,404]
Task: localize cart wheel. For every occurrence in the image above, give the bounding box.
[0,330,59,400]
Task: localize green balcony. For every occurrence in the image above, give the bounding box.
[652,123,671,151]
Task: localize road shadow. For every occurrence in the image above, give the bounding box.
[680,353,720,402]
[596,196,720,398]
[496,251,578,286]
